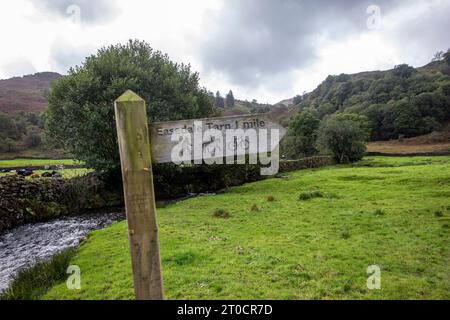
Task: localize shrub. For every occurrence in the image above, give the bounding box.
[267,195,276,202]
[317,114,369,163]
[213,209,230,219]
[435,210,444,217]
[341,231,351,239]
[250,204,260,212]
[299,190,324,201]
[373,209,386,216]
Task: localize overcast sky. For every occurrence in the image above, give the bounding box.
[0,0,449,103]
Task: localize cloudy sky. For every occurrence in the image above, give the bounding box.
[0,0,449,103]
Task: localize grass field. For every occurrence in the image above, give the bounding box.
[0,159,82,168]
[17,157,450,300]
[0,168,92,179]
[0,159,90,179]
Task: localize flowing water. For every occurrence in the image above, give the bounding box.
[0,211,125,293]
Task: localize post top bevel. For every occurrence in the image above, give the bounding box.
[115,90,145,103]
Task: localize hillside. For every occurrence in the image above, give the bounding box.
[219,99,273,116]
[0,72,62,114]
[292,58,450,141]
[367,123,450,155]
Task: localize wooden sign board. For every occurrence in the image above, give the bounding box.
[149,114,286,164]
[114,90,286,300]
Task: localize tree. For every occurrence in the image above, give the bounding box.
[445,49,450,65]
[293,95,303,105]
[393,100,423,137]
[24,126,42,148]
[0,113,19,140]
[432,51,444,62]
[393,64,416,79]
[4,138,17,153]
[46,40,214,173]
[225,90,235,108]
[317,115,369,163]
[214,91,225,108]
[283,111,320,159]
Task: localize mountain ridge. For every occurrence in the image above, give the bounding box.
[0,72,62,114]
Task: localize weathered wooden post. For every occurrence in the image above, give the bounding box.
[114,90,164,300]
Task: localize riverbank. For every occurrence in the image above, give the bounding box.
[12,156,450,300]
[0,210,125,296]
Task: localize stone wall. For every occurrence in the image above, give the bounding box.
[0,174,122,232]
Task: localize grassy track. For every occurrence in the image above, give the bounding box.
[30,157,450,299]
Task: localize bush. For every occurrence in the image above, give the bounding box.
[298,190,324,201]
[317,114,369,163]
[373,209,385,216]
[213,209,230,219]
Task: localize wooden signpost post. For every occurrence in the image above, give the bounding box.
[114,90,286,300]
[114,91,164,300]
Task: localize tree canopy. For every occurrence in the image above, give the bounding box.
[46,40,215,173]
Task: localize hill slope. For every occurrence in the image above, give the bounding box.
[292,59,450,141]
[0,72,62,114]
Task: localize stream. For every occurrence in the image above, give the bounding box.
[0,211,125,293]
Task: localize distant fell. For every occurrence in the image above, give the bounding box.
[0,72,62,114]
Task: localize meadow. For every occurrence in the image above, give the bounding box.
[0,159,81,168]
[6,156,450,300]
[0,159,90,178]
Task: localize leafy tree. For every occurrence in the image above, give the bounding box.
[4,138,17,153]
[293,95,303,105]
[46,40,214,173]
[24,126,42,148]
[283,111,320,159]
[393,64,416,79]
[317,115,369,163]
[0,113,19,140]
[445,49,450,65]
[214,91,225,108]
[333,113,370,135]
[225,90,235,108]
[432,51,444,62]
[393,100,423,137]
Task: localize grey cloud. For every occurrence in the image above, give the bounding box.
[29,0,119,24]
[390,1,450,61]
[198,0,430,90]
[50,41,95,74]
[1,58,37,78]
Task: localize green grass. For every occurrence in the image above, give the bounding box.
[0,249,77,300]
[0,168,92,179]
[30,156,450,299]
[0,158,82,168]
